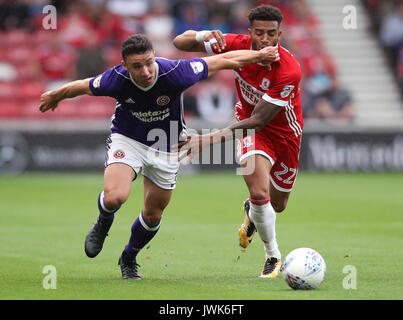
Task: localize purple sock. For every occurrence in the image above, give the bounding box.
[97,191,119,225]
[124,211,161,257]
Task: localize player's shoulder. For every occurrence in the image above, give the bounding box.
[277,44,301,78]
[225,33,251,49]
[156,56,206,78]
[106,64,131,81]
[278,45,300,70]
[155,57,183,77]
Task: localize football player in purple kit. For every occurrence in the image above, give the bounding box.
[39,34,279,280]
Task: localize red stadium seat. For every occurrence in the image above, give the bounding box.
[21,100,45,118]
[0,82,20,100]
[19,81,45,101]
[6,46,32,65]
[103,47,122,68]
[78,97,115,118]
[0,99,22,118]
[4,29,29,48]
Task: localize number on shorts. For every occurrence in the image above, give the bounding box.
[274,162,297,185]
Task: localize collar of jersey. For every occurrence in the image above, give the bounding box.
[129,62,159,92]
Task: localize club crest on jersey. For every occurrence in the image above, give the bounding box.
[113,149,125,159]
[190,61,204,74]
[260,78,270,91]
[93,75,102,88]
[156,95,170,106]
[280,85,295,98]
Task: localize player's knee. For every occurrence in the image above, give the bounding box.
[142,210,162,227]
[104,189,129,209]
[249,188,270,201]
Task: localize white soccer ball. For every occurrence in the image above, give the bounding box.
[282,248,326,290]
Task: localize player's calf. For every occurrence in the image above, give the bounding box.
[84,191,120,258]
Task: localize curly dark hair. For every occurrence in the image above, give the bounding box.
[121,34,154,61]
[248,5,283,27]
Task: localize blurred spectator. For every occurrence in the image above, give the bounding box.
[0,0,353,122]
[379,0,403,63]
[57,1,95,49]
[35,31,76,90]
[229,1,253,34]
[300,36,337,93]
[207,12,231,34]
[143,0,175,56]
[398,46,403,91]
[365,0,403,94]
[0,0,31,30]
[304,76,354,125]
[174,2,208,35]
[195,72,235,123]
[106,0,149,17]
[76,36,106,79]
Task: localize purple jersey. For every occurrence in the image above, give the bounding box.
[89,57,208,152]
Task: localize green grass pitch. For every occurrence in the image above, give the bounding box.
[0,171,402,300]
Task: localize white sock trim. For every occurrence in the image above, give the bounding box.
[100,191,116,213]
[139,212,161,232]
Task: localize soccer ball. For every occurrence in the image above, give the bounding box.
[282,248,326,290]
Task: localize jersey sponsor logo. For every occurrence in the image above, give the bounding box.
[190,61,204,74]
[234,71,264,106]
[280,85,295,98]
[156,95,170,106]
[259,78,270,91]
[113,149,125,159]
[93,75,102,88]
[242,136,254,149]
[129,108,170,122]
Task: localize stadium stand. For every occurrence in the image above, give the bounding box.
[0,0,401,129]
[307,0,403,128]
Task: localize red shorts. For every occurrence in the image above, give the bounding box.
[237,130,302,192]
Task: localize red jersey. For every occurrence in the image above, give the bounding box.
[206,33,303,138]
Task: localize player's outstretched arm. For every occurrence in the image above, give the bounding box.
[203,46,279,78]
[173,30,226,53]
[174,99,282,161]
[39,78,93,113]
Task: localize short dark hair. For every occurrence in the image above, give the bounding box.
[248,5,283,27]
[121,34,154,60]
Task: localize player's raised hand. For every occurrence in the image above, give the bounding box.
[172,134,208,162]
[259,45,280,64]
[202,30,226,53]
[39,90,59,113]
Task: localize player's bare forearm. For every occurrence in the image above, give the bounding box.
[204,47,278,77]
[175,99,282,161]
[208,99,283,145]
[51,78,92,101]
[39,78,93,112]
[173,29,226,53]
[173,30,206,52]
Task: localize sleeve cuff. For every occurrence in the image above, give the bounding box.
[262,93,289,107]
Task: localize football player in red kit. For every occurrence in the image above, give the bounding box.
[174,5,303,278]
